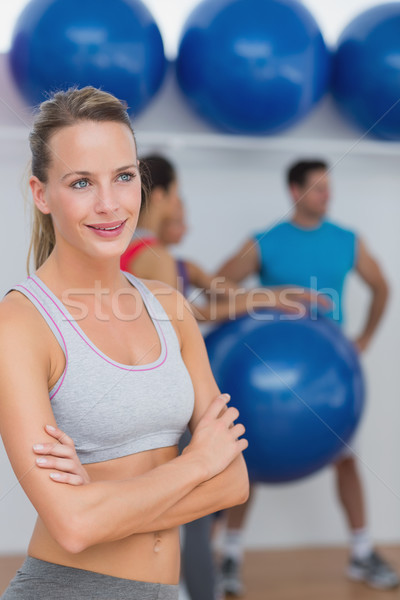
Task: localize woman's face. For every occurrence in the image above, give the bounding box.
[159,201,187,246]
[31,120,141,261]
[163,179,182,219]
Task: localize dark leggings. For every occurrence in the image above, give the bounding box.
[179,429,217,600]
[182,515,216,600]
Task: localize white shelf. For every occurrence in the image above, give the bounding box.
[1,127,399,157]
[136,131,400,156]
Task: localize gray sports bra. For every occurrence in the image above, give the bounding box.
[10,272,195,464]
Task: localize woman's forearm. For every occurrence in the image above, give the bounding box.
[55,452,207,553]
[134,455,249,533]
[193,289,277,322]
[53,396,247,552]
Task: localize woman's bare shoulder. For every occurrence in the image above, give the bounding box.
[0,290,49,351]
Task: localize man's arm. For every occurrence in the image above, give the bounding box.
[217,239,260,283]
[354,238,389,352]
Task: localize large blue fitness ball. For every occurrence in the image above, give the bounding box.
[332,4,400,140]
[205,312,365,483]
[9,0,166,115]
[176,0,331,134]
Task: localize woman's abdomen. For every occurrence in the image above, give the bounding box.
[28,446,181,584]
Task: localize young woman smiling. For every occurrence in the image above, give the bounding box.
[0,87,249,600]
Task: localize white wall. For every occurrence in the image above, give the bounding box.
[1,48,400,554]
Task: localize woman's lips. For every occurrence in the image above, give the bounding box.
[86,219,127,238]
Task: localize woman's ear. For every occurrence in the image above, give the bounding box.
[30,176,51,215]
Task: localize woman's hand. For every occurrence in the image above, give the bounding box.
[273,286,332,314]
[184,393,248,480]
[33,424,90,485]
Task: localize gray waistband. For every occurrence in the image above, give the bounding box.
[2,556,179,600]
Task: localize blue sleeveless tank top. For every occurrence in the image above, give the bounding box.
[253,220,357,324]
[9,272,195,464]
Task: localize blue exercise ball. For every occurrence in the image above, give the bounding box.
[9,0,167,115]
[205,311,365,483]
[176,0,331,134]
[332,3,400,140]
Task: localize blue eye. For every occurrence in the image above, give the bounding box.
[72,179,89,189]
[118,172,135,182]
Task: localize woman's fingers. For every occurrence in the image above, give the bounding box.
[297,290,331,309]
[33,442,74,458]
[236,437,248,452]
[33,425,78,458]
[203,394,231,421]
[49,472,84,486]
[221,405,239,427]
[200,395,244,433]
[188,393,248,479]
[44,424,75,447]
[36,456,76,472]
[231,423,246,439]
[34,426,90,486]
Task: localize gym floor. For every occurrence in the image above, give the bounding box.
[2,547,400,599]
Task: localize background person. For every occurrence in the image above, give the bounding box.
[121,154,327,322]
[158,196,227,299]
[216,159,398,595]
[121,154,261,600]
[120,154,331,600]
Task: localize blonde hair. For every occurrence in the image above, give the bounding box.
[27,86,136,272]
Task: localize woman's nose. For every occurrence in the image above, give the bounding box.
[94,185,119,214]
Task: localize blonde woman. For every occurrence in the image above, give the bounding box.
[0,87,249,599]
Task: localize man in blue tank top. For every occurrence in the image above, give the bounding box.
[216,160,398,594]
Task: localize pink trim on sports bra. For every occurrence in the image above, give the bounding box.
[29,275,168,372]
[15,284,69,401]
